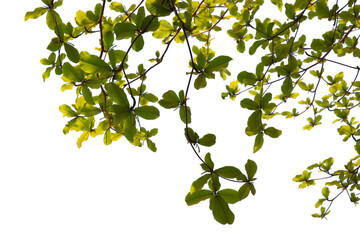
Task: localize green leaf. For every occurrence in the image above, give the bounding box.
[238,183,251,201]
[240,98,259,110]
[247,110,262,132]
[59,104,77,117]
[145,0,173,17]
[194,74,207,90]
[180,106,191,124]
[237,71,258,85]
[114,23,138,40]
[264,127,282,138]
[215,166,243,179]
[81,85,95,105]
[185,190,213,206]
[25,7,48,21]
[47,38,61,52]
[141,15,159,32]
[210,195,234,225]
[205,56,232,72]
[79,51,112,74]
[198,134,216,147]
[245,159,257,180]
[104,129,112,145]
[62,62,83,82]
[285,3,296,19]
[132,35,145,52]
[64,43,80,63]
[204,153,214,171]
[197,53,206,70]
[158,90,180,108]
[190,174,211,194]
[134,106,160,120]
[103,31,114,50]
[123,112,136,142]
[105,83,130,107]
[146,139,157,152]
[281,77,293,96]
[322,187,330,199]
[218,189,240,204]
[75,10,95,28]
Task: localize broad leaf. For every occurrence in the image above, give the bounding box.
[185,190,213,206]
[198,134,216,147]
[79,52,111,74]
[205,56,232,72]
[210,195,234,225]
[105,83,130,107]
[134,106,160,120]
[145,0,173,17]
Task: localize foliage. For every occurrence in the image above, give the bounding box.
[26,0,360,224]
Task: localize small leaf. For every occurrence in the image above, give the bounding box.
[114,23,138,39]
[77,131,90,148]
[264,127,282,138]
[245,159,257,180]
[190,174,211,194]
[198,134,216,147]
[238,183,251,201]
[104,129,112,145]
[158,90,180,108]
[59,104,77,117]
[25,7,48,21]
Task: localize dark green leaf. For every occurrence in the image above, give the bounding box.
[218,189,240,204]
[194,74,207,90]
[247,110,262,132]
[238,183,251,201]
[180,106,191,124]
[245,159,257,180]
[210,195,234,225]
[240,98,259,110]
[281,77,293,96]
[198,134,216,147]
[185,190,213,206]
[145,0,173,16]
[215,166,243,179]
[114,23,138,40]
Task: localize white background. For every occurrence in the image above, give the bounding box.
[1,1,359,239]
